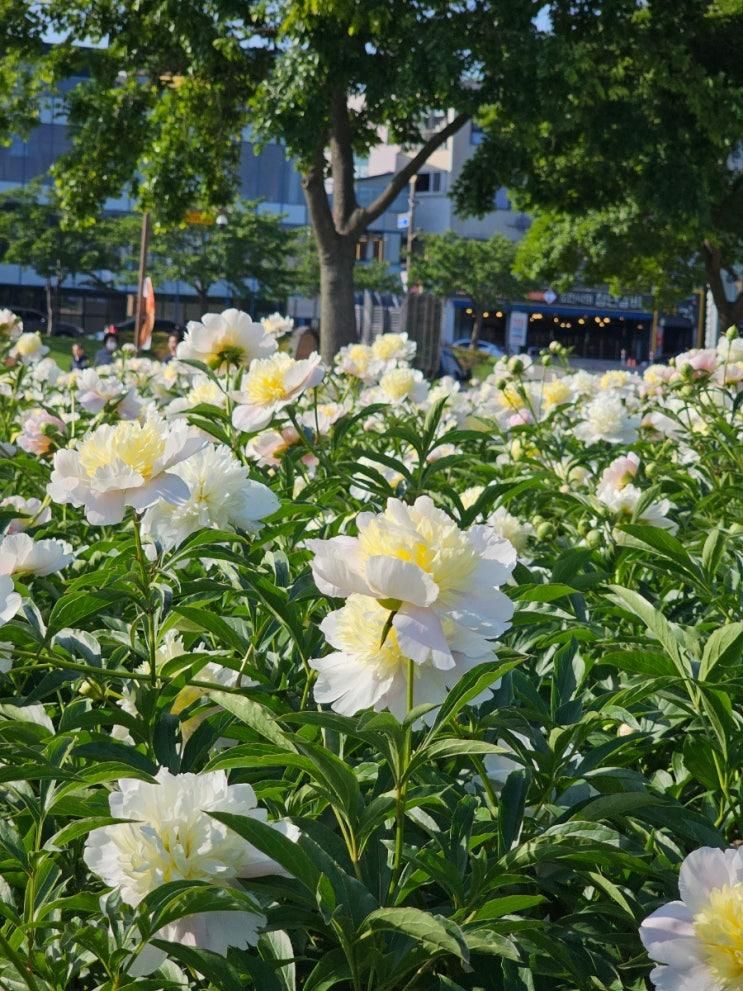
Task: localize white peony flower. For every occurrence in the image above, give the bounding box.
[261,312,294,338]
[76,368,142,419]
[574,392,640,445]
[335,342,384,382]
[0,576,21,625]
[48,415,205,525]
[371,332,416,364]
[0,533,73,577]
[310,594,494,720]
[1,496,51,534]
[0,308,22,338]
[84,768,299,975]
[231,352,325,433]
[308,496,515,670]
[487,505,535,554]
[376,366,429,405]
[640,846,743,991]
[596,453,676,530]
[10,331,49,364]
[177,308,276,371]
[141,443,279,551]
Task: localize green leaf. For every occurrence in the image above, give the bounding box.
[607,585,691,677]
[699,623,743,680]
[208,691,297,751]
[363,907,469,962]
[210,811,318,892]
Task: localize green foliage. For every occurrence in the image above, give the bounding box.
[291,228,400,297]
[456,0,743,323]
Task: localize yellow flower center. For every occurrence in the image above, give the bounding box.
[335,596,406,672]
[542,379,572,408]
[245,354,293,405]
[188,380,223,405]
[78,420,166,479]
[694,885,743,986]
[380,368,415,401]
[15,333,42,357]
[348,344,371,369]
[358,509,477,596]
[496,383,527,411]
[373,334,405,360]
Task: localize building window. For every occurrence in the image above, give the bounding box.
[415,172,443,194]
[470,123,485,145]
[356,235,384,261]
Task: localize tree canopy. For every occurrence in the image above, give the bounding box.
[0,0,541,356]
[454,0,743,328]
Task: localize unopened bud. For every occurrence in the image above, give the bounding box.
[585,529,603,549]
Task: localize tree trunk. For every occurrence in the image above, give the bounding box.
[469,309,483,348]
[318,239,357,363]
[196,286,209,313]
[701,239,743,332]
[44,275,54,337]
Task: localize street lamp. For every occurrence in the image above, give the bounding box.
[216,212,229,227]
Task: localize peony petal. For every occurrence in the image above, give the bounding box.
[393,606,455,670]
[365,555,438,606]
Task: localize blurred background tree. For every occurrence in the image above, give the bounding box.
[455,0,743,328]
[0,182,119,334]
[410,233,527,346]
[115,200,294,313]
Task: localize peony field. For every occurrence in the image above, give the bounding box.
[1,307,743,991]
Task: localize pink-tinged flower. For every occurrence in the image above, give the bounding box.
[232,352,325,433]
[177,308,276,371]
[676,348,720,378]
[640,846,743,991]
[84,768,299,976]
[308,496,515,670]
[16,409,65,456]
[597,452,640,495]
[48,415,205,525]
[0,308,22,339]
[1,497,51,534]
[246,426,317,470]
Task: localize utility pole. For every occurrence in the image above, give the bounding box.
[406,175,416,287]
[133,210,151,350]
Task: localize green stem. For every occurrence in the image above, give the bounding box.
[131,512,157,685]
[0,929,39,991]
[389,659,415,901]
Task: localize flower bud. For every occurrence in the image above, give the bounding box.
[536,521,552,541]
[725,325,739,340]
[508,356,524,374]
[541,354,552,366]
[585,529,603,549]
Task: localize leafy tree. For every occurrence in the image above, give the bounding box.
[410,232,526,345]
[0,1,539,358]
[515,205,705,312]
[0,181,119,334]
[116,200,295,312]
[454,0,743,329]
[291,227,401,299]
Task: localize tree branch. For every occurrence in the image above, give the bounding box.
[348,112,470,235]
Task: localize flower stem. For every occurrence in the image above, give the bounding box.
[131,511,157,685]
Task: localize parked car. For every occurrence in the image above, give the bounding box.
[5,306,47,333]
[452,337,505,358]
[436,345,467,381]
